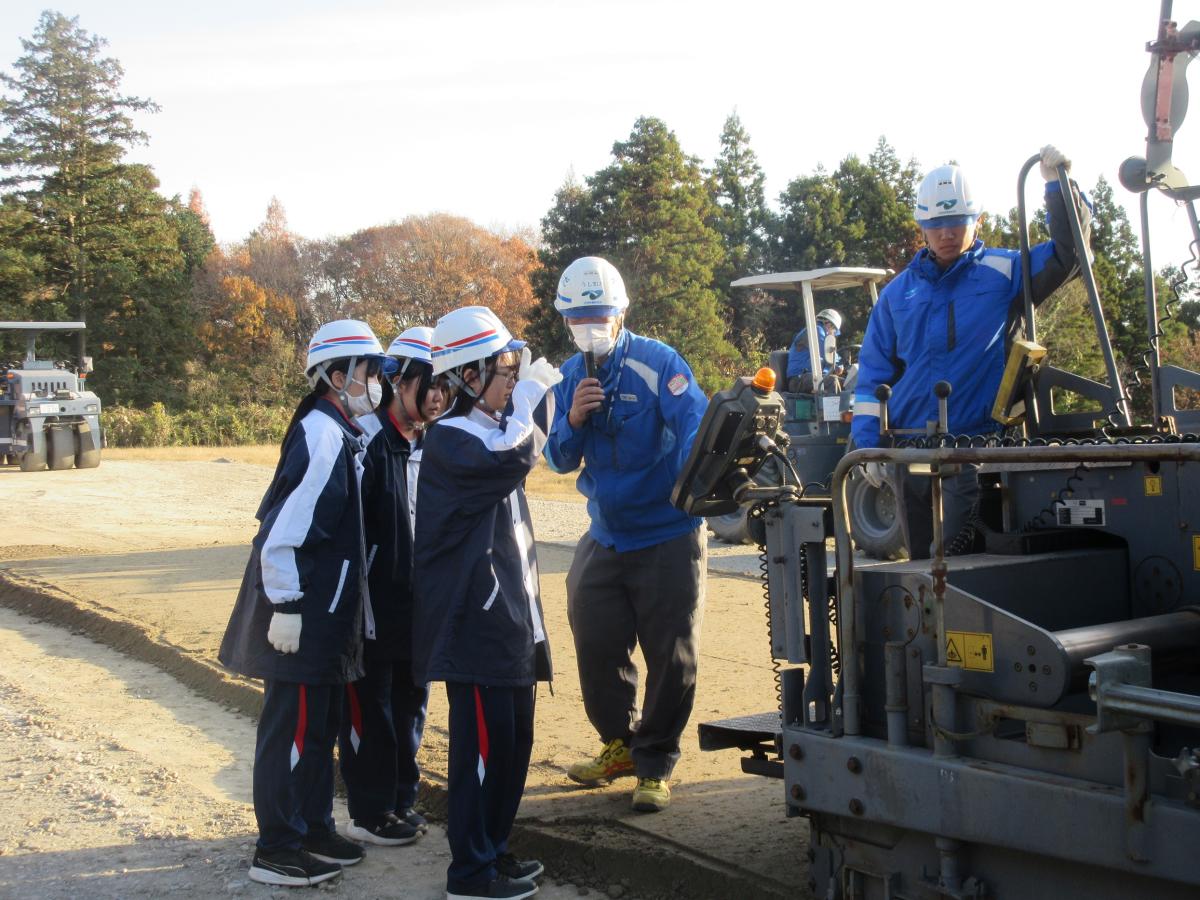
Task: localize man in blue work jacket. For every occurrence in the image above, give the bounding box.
[545,256,707,813]
[852,146,1091,558]
[786,308,843,393]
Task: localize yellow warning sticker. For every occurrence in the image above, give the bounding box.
[946,630,994,673]
[1145,475,1163,497]
[1193,536,1200,571]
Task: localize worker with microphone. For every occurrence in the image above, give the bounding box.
[544,256,708,814]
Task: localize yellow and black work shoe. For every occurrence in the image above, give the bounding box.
[566,738,636,787]
[631,777,671,812]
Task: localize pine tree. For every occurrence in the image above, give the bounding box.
[532,119,740,387]
[0,12,211,404]
[767,139,920,353]
[586,117,739,390]
[709,112,772,354]
[525,173,604,362]
[0,12,157,323]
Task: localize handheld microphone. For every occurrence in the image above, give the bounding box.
[583,350,604,415]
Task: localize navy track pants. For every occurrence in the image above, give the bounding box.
[253,680,342,852]
[339,655,430,820]
[444,682,534,893]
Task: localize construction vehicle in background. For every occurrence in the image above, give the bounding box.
[0,322,102,471]
[708,268,905,560]
[673,3,1200,896]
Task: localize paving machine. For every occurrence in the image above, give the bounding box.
[0,321,102,471]
[673,5,1200,896]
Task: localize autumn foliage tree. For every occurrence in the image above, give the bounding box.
[323,213,540,337]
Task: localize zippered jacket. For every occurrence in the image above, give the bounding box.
[412,379,554,686]
[357,408,421,662]
[219,399,370,683]
[544,329,706,552]
[852,181,1091,448]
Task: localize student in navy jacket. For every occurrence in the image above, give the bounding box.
[339,325,445,847]
[413,306,561,900]
[219,320,386,888]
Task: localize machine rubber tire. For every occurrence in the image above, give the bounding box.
[75,425,101,469]
[847,470,907,560]
[708,508,752,544]
[47,426,75,470]
[19,447,46,472]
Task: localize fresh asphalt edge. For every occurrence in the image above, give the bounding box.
[0,567,793,900]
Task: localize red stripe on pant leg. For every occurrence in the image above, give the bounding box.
[346,682,363,752]
[291,684,308,770]
[474,685,489,782]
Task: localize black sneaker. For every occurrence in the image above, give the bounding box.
[446,875,539,900]
[302,829,365,865]
[495,853,544,881]
[399,806,429,833]
[248,847,342,887]
[345,813,420,846]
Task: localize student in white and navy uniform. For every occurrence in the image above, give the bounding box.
[412,306,561,900]
[219,320,387,888]
[339,326,445,848]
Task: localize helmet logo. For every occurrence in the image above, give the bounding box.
[581,288,604,300]
[936,199,957,211]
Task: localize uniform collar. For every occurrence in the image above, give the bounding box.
[376,407,413,453]
[913,238,986,283]
[315,397,363,436]
[467,405,502,431]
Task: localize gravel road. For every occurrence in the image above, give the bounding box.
[0,453,806,900]
[0,603,629,900]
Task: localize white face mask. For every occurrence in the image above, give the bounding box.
[570,323,616,357]
[345,377,380,416]
[346,390,375,417]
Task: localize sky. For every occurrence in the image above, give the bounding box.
[2,0,1199,275]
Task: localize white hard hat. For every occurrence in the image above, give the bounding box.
[816,309,843,331]
[914,165,980,227]
[306,319,385,378]
[387,326,434,364]
[431,306,525,376]
[554,256,629,318]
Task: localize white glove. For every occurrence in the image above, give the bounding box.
[267,612,301,654]
[862,461,886,489]
[1039,144,1071,183]
[518,346,563,389]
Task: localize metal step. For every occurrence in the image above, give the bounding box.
[698,711,785,779]
[698,710,781,752]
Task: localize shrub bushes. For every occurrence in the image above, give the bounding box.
[103,402,293,447]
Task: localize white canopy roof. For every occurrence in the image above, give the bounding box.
[730,267,890,293]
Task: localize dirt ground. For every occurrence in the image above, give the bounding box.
[0,450,810,899]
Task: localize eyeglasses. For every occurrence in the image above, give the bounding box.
[492,367,519,384]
